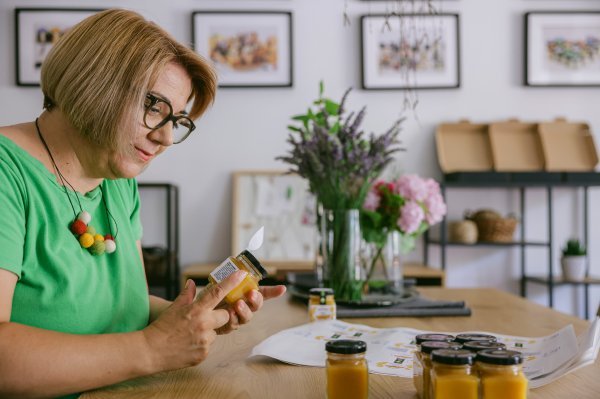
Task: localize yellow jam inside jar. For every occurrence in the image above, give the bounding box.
[430,349,478,399]
[208,250,267,305]
[477,349,528,399]
[414,340,462,399]
[308,287,336,321]
[325,340,368,399]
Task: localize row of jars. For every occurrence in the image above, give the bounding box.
[414,333,528,399]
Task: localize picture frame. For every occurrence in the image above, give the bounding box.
[15,8,102,86]
[231,170,316,270]
[525,11,600,87]
[360,13,460,90]
[192,11,293,88]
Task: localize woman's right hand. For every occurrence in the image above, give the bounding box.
[141,270,248,372]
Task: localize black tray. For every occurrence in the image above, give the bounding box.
[286,272,419,307]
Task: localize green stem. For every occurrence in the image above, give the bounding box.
[366,246,384,282]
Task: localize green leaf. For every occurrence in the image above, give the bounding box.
[319,80,324,97]
[287,125,302,133]
[291,114,309,122]
[330,122,341,134]
[324,99,340,115]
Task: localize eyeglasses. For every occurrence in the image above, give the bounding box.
[143,93,196,144]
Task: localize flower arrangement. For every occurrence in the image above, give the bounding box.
[277,82,404,301]
[276,82,404,210]
[361,174,447,282]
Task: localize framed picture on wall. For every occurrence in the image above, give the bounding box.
[525,11,600,87]
[360,13,460,90]
[231,170,316,270]
[15,8,102,86]
[192,11,293,88]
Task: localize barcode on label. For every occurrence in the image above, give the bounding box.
[210,259,239,283]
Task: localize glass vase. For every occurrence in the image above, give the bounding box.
[321,209,365,302]
[365,230,403,292]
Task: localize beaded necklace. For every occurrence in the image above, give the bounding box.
[35,118,118,255]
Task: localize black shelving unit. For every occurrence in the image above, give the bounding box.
[138,182,179,300]
[423,175,600,319]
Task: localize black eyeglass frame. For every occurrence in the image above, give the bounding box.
[143,93,196,144]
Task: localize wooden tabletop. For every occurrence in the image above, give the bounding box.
[82,288,597,399]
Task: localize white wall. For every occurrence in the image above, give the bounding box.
[1,0,599,318]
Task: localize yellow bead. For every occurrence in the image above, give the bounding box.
[94,234,105,242]
[79,233,94,248]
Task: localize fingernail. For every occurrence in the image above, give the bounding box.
[237,270,248,280]
[185,279,191,289]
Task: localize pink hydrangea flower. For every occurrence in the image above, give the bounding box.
[397,200,425,234]
[422,178,446,224]
[363,190,381,211]
[424,178,441,196]
[395,174,428,201]
[424,193,447,225]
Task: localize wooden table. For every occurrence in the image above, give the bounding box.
[82,288,597,399]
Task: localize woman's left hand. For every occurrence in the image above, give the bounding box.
[215,285,286,335]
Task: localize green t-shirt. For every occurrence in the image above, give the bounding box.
[0,134,150,396]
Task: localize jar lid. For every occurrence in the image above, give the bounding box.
[309,288,334,295]
[477,349,524,365]
[431,349,475,365]
[415,333,455,345]
[421,341,462,354]
[240,250,268,278]
[463,341,506,353]
[455,333,498,344]
[325,340,367,354]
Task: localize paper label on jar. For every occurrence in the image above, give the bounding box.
[309,304,336,322]
[210,259,240,283]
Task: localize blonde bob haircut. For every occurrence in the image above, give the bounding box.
[41,9,217,149]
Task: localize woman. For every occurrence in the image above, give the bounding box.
[0,9,285,398]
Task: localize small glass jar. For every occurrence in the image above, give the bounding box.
[413,334,456,399]
[308,288,336,321]
[454,333,498,345]
[325,340,368,399]
[477,349,528,399]
[430,349,478,399]
[208,250,267,305]
[414,341,462,399]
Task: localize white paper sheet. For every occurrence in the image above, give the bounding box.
[250,318,600,388]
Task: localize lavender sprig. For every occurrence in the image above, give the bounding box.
[276,83,404,210]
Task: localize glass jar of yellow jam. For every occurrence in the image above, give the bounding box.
[309,287,336,321]
[430,349,478,399]
[325,340,368,399]
[454,333,497,344]
[477,349,528,399]
[413,334,455,399]
[414,341,462,399]
[208,250,267,305]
